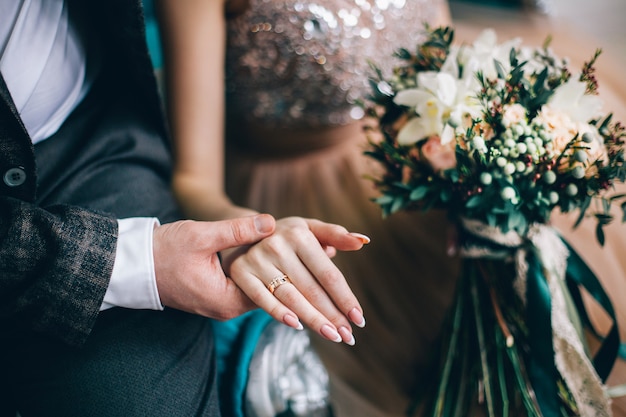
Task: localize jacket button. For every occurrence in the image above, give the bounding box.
[3,167,27,187]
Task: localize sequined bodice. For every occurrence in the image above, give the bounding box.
[225,0,446,129]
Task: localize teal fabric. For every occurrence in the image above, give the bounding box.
[142,0,163,69]
[211,310,274,417]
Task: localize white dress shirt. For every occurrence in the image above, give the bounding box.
[0,0,163,311]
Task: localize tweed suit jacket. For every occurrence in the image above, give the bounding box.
[0,0,168,348]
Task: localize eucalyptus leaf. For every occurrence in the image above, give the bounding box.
[494,59,506,79]
[368,78,381,95]
[574,195,591,228]
[533,68,548,95]
[596,223,606,246]
[509,47,518,67]
[393,181,412,190]
[390,196,405,214]
[410,185,429,201]
[375,195,394,205]
[507,210,521,232]
[599,113,613,130]
[440,188,451,202]
[394,47,412,60]
[465,195,482,209]
[596,213,613,224]
[517,214,528,236]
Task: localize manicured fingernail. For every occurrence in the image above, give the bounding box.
[283,314,303,330]
[320,324,342,343]
[338,327,355,346]
[349,308,366,328]
[348,232,370,244]
[254,214,274,233]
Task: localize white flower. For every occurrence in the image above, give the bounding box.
[394,70,481,145]
[548,78,603,124]
[472,135,487,153]
[459,29,522,80]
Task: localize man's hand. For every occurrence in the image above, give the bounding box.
[153,214,275,319]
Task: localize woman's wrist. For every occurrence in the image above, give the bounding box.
[178,194,258,221]
[172,177,258,220]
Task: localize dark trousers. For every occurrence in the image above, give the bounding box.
[1,77,222,417]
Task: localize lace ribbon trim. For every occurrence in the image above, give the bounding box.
[459,219,612,416]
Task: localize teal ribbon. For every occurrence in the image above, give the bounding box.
[526,250,561,417]
[560,238,623,382]
[211,310,274,417]
[525,238,624,415]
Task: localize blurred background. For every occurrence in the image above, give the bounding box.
[449,0,626,118]
[450,0,625,65]
[550,0,625,69]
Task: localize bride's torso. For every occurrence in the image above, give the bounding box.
[224,0,450,150]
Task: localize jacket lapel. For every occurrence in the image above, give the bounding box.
[0,71,37,201]
[0,72,30,140]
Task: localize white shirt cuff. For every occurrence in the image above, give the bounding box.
[101,217,164,311]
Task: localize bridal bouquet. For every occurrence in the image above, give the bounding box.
[364,26,625,416]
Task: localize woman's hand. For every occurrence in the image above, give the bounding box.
[221,217,370,346]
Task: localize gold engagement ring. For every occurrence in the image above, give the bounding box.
[267,274,292,294]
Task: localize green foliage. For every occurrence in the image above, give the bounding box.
[364,25,626,242]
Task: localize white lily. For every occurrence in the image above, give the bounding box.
[394,72,451,144]
[394,70,481,145]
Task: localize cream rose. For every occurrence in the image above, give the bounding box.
[502,104,527,128]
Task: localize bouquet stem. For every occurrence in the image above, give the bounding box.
[470,270,496,417]
[420,258,560,417]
